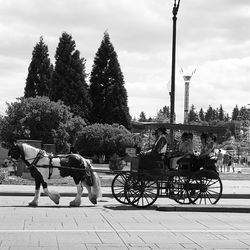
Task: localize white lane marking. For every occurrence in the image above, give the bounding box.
[0,229,249,233]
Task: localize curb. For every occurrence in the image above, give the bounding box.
[0,192,249,199]
[0,192,113,197]
[157,204,250,213]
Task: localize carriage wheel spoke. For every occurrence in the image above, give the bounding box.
[125,175,159,208]
[206,190,216,203]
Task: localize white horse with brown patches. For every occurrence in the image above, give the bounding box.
[5,143,102,207]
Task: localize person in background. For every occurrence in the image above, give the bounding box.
[217,149,223,172]
[227,155,232,172]
[223,153,229,172]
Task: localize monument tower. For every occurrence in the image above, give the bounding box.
[181,69,196,124]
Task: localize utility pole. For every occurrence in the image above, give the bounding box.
[170,0,180,149]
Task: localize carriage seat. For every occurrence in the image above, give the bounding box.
[177,155,192,171]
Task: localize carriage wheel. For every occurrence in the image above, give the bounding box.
[187,169,223,205]
[111,173,130,204]
[124,173,159,208]
[169,175,192,204]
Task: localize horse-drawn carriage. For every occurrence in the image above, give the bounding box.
[5,122,226,208]
[111,122,226,208]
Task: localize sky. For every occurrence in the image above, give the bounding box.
[0,0,250,123]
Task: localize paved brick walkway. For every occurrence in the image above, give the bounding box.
[0,196,250,249]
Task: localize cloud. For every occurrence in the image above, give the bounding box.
[0,0,250,123]
[179,56,250,120]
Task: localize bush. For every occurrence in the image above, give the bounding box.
[0,96,86,153]
[0,169,8,183]
[75,123,134,158]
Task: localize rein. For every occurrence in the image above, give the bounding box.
[20,150,45,169]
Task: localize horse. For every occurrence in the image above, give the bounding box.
[5,142,102,207]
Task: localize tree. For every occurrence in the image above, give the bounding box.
[24,36,53,97]
[50,32,91,121]
[218,105,224,121]
[213,108,219,121]
[224,113,230,122]
[0,96,86,152]
[155,106,170,122]
[199,108,205,121]
[205,106,213,122]
[239,106,249,121]
[188,104,198,122]
[138,111,147,122]
[75,123,134,157]
[89,31,131,129]
[232,105,239,120]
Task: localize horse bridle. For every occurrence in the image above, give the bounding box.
[8,143,45,169]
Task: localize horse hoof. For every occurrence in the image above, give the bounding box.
[89,196,97,205]
[69,200,81,207]
[28,201,38,207]
[50,191,60,205]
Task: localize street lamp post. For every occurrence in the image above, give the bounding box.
[170,0,180,149]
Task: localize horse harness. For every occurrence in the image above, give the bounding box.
[18,145,54,179]
[17,144,92,183]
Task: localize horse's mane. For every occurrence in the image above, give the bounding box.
[21,143,45,157]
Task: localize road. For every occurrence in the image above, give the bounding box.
[1,196,250,249]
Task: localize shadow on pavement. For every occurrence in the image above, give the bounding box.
[103,204,157,211]
[0,205,97,208]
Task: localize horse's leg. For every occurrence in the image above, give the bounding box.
[69,180,83,207]
[28,180,40,207]
[82,171,102,205]
[82,181,97,205]
[30,166,60,205]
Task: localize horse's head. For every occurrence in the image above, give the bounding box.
[8,143,22,160]
[2,143,21,168]
[2,158,16,168]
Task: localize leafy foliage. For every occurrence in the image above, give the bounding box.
[75,123,134,157]
[138,111,147,122]
[0,96,86,152]
[155,106,170,122]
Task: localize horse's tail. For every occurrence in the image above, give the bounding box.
[91,170,102,199]
[85,161,102,199]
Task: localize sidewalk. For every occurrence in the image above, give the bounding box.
[1,182,250,213]
[0,178,250,197]
[0,177,250,196]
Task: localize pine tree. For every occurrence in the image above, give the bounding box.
[24,36,53,97]
[199,108,205,121]
[232,105,239,120]
[239,106,249,127]
[188,104,198,122]
[213,108,219,120]
[50,32,91,121]
[89,31,131,128]
[218,105,224,121]
[205,106,213,122]
[138,111,147,122]
[155,106,170,122]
